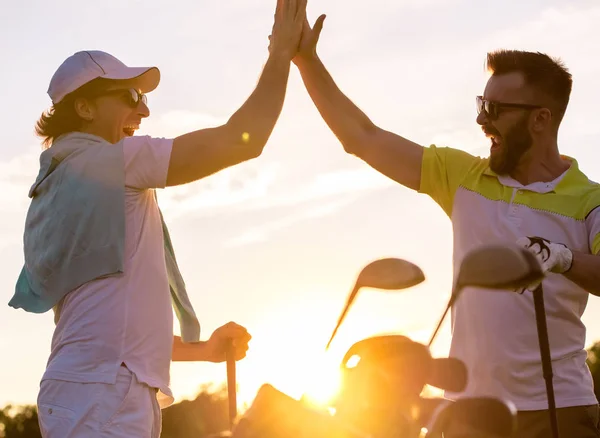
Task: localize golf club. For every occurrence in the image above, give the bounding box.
[424,397,517,437]
[226,338,237,430]
[325,258,426,350]
[427,243,545,347]
[456,246,558,438]
[424,243,558,437]
[530,282,559,438]
[518,249,559,438]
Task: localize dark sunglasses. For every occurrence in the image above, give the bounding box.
[476,95,542,120]
[102,88,148,108]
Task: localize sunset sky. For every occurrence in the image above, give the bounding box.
[1,0,600,410]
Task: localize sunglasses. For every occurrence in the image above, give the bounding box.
[476,96,542,120]
[101,88,148,108]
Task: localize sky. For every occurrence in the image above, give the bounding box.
[1,0,600,411]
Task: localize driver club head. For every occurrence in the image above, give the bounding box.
[428,244,545,347]
[426,397,517,437]
[355,258,426,291]
[325,258,425,350]
[455,243,544,291]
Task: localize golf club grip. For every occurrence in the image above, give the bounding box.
[533,285,559,438]
[226,339,237,428]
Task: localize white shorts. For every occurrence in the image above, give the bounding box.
[37,365,161,438]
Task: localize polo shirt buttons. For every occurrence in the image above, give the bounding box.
[508,204,522,226]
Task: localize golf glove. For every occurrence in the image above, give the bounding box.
[516,236,573,274]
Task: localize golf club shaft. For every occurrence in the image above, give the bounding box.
[326,285,360,350]
[226,339,237,429]
[428,305,449,348]
[428,293,458,348]
[533,284,559,438]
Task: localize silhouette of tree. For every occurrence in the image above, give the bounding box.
[0,405,40,438]
[587,341,600,403]
[160,384,230,438]
[3,345,599,438]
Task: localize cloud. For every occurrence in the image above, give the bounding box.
[0,146,40,252]
[224,229,267,248]
[484,4,599,53]
[327,1,599,98]
[0,130,395,236]
[138,110,227,139]
[0,147,40,194]
[0,148,41,212]
[138,2,600,225]
[250,167,396,210]
[322,1,600,152]
[159,162,396,221]
[223,195,361,248]
[158,160,281,221]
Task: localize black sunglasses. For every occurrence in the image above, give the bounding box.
[476,96,542,120]
[102,88,148,108]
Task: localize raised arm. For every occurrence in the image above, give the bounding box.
[166,0,307,187]
[293,16,424,191]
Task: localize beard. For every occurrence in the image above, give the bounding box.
[488,114,533,175]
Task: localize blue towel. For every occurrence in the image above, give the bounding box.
[9,132,200,342]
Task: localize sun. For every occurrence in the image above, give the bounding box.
[234,351,343,414]
[299,360,342,409]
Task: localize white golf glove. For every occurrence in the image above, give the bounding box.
[516,236,573,274]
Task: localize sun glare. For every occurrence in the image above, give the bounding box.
[300,361,342,408]
[171,289,453,417]
[235,351,343,413]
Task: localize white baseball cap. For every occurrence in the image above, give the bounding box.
[47,50,161,104]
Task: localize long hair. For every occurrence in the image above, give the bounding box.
[35,77,115,148]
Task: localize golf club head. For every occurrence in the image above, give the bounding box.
[425,397,517,437]
[428,244,544,347]
[456,243,544,290]
[325,258,425,350]
[355,258,426,290]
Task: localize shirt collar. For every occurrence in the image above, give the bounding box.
[483,156,584,193]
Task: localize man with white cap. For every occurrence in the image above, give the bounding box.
[8,0,307,436]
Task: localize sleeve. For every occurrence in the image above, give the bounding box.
[122,135,174,189]
[585,205,600,255]
[418,145,483,216]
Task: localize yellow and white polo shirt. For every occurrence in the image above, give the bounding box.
[419,145,599,410]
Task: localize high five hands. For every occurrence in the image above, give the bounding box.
[267,0,326,65]
[268,0,307,61]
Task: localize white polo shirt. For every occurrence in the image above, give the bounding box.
[44,135,177,408]
[419,145,599,410]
